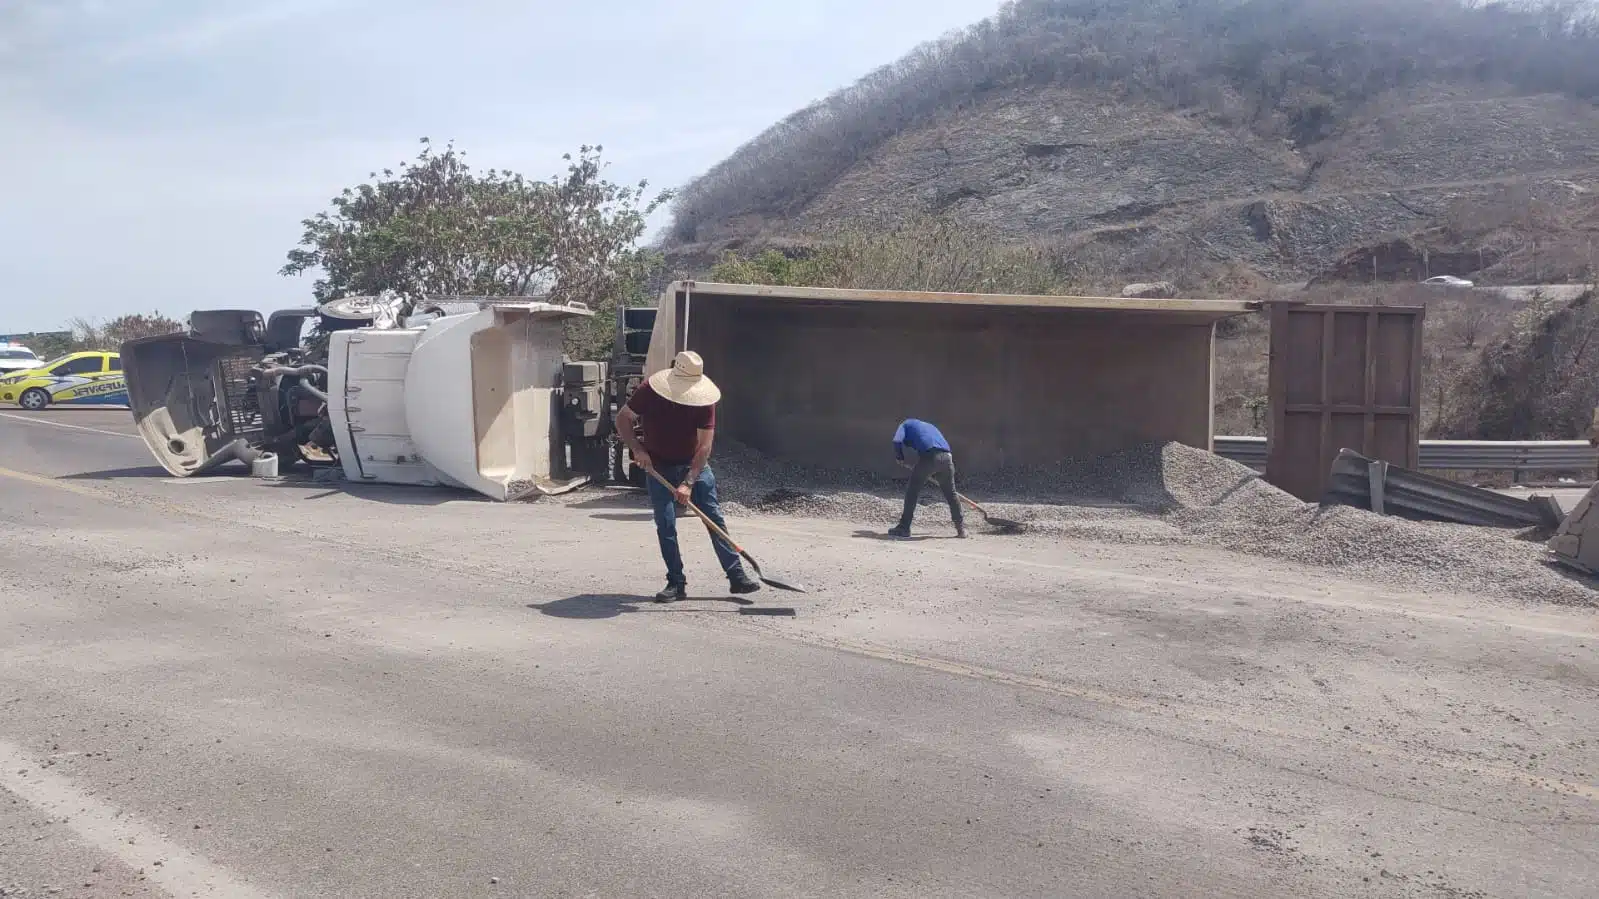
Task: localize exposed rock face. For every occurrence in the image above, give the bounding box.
[1121,281,1177,298]
[1310,237,1501,284]
[672,85,1599,283]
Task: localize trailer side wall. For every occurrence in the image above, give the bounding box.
[683,294,1217,474]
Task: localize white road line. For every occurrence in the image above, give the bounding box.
[0,410,141,440]
[0,738,278,897]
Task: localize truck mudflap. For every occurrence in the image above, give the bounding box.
[1549,483,1599,575]
[123,331,269,477]
[331,302,592,501]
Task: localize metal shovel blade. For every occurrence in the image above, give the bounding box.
[736,552,807,594]
[946,485,1025,534]
[974,509,1026,534]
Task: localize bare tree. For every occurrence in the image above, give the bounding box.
[66,312,184,351]
[1445,300,1496,349]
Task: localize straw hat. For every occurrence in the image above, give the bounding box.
[647,351,721,407]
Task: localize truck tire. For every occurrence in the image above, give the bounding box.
[18,388,49,411]
[317,297,380,332]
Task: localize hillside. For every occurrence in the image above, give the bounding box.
[667,0,1599,285]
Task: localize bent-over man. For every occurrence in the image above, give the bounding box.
[615,350,761,602]
[889,418,966,539]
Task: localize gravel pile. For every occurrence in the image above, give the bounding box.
[707,440,1595,605]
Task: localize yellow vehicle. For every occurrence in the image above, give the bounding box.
[0,351,127,410]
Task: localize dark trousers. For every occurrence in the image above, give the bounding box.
[646,463,745,585]
[899,450,964,531]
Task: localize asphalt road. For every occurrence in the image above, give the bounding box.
[3,408,1599,897]
[1499,485,1593,514]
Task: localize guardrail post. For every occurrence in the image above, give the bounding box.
[1368,460,1388,516]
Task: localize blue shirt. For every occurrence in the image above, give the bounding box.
[893,419,950,461]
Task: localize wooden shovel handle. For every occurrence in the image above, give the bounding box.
[955,492,989,516]
[922,473,988,516]
[644,468,745,554]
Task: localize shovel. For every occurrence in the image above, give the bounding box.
[645,469,807,593]
[953,491,1025,535]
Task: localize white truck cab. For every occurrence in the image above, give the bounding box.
[326,303,589,498]
[123,300,598,501]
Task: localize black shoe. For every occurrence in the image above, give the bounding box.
[955,526,969,539]
[655,582,687,603]
[729,572,762,595]
[887,525,911,538]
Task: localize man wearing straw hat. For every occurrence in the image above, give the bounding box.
[615,350,761,603]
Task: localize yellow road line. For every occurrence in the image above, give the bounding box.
[0,465,101,498]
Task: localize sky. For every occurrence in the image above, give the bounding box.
[0,0,1004,333]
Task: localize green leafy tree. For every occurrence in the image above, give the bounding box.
[282,139,671,353]
[564,248,665,360]
[27,332,74,360]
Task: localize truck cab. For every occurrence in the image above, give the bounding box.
[123,298,615,500]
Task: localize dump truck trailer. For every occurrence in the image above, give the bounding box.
[122,297,658,500]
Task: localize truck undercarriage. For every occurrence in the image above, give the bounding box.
[121,297,656,499]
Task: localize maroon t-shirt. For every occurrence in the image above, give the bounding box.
[626,381,715,466]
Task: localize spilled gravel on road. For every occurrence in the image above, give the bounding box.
[704,440,1594,606]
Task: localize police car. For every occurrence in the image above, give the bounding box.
[0,350,127,410]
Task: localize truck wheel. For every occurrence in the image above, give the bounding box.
[18,388,49,411]
[317,297,380,332]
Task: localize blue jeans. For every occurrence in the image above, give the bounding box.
[646,463,745,585]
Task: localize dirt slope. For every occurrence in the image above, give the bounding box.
[675,83,1599,281]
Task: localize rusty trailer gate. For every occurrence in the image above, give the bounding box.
[1266,303,1425,501]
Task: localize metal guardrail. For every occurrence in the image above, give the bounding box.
[1325,449,1564,528]
[1214,436,1598,472]
[1213,437,1268,467]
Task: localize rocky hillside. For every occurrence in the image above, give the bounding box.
[667,0,1599,284]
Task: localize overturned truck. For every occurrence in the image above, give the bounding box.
[122,297,656,500]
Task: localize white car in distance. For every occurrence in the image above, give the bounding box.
[1422,275,1474,288]
[0,344,41,375]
